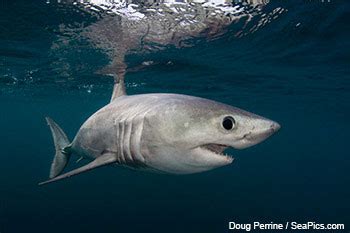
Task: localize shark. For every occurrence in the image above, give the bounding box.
[39,73,280,185]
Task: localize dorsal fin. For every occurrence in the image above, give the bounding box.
[98,57,127,102]
[110,72,126,102]
[110,60,127,102]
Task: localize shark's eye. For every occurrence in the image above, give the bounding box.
[222,116,235,130]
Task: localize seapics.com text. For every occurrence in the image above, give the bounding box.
[228,221,345,231]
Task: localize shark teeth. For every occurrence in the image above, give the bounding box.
[201,144,233,158]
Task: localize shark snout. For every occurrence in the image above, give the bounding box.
[270,122,281,132]
[232,119,280,149]
[247,119,280,143]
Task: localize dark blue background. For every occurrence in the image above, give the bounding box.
[1,0,349,232]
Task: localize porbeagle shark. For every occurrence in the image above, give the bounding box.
[39,73,280,185]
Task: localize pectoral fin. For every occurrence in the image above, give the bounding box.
[39,153,117,186]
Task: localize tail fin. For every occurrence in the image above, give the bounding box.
[46,117,71,179]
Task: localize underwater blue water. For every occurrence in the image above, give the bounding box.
[1,0,350,232]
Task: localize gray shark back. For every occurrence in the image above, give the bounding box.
[71,94,193,164]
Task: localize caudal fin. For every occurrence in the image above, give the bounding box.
[46,117,71,178]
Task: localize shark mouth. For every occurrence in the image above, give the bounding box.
[200,144,233,161]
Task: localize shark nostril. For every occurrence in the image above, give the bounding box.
[242,132,251,139]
